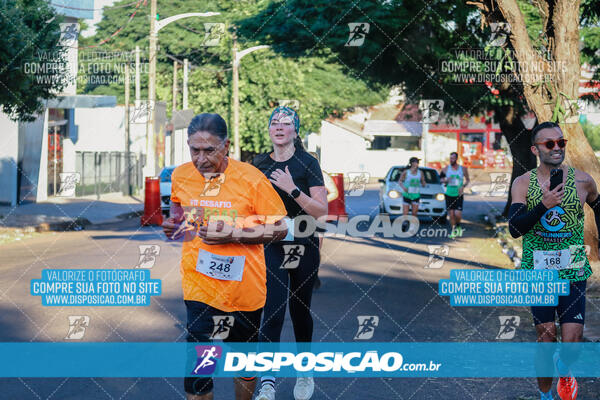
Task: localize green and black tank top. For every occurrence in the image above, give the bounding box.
[521,167,592,282]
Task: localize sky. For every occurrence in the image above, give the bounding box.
[80,0,118,37]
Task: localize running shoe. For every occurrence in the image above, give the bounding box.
[256,383,276,400]
[557,376,578,400]
[293,377,314,400]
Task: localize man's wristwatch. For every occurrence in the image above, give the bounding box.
[290,187,301,199]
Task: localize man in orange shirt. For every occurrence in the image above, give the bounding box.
[162,113,288,400]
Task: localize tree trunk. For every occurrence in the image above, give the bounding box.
[482,0,600,259]
[495,106,537,216]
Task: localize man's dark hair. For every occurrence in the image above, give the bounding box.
[187,113,228,140]
[450,151,458,157]
[531,121,561,145]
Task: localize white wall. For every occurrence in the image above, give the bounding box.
[320,121,423,178]
[0,114,19,205]
[72,106,126,152]
[35,110,49,202]
[173,128,191,166]
[426,131,457,164]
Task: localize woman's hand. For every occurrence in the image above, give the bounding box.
[270,166,296,194]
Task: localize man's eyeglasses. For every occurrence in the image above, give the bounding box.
[535,139,568,149]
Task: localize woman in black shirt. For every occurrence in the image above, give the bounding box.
[253,106,327,400]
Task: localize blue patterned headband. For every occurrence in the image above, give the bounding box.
[268,106,300,133]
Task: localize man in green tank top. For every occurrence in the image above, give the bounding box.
[508,122,600,400]
[441,151,470,238]
[398,157,426,218]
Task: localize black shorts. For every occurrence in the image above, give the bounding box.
[184,300,262,395]
[445,195,464,211]
[531,280,586,325]
[403,196,420,205]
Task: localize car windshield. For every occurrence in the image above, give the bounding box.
[389,167,440,184]
[159,167,175,182]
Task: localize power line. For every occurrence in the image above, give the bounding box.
[79,0,145,49]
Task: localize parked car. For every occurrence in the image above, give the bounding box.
[159,166,176,215]
[379,166,447,222]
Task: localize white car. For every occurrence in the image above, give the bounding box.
[159,166,176,215]
[379,166,447,222]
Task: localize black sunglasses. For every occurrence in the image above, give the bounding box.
[535,139,567,149]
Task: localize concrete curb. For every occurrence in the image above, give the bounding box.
[0,210,144,233]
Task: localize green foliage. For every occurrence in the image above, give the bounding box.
[79,0,386,153]
[0,0,67,121]
[239,0,496,116]
[582,120,600,151]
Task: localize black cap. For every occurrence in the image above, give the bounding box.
[409,157,420,164]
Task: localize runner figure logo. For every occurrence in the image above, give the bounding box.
[281,245,305,269]
[354,316,379,340]
[192,345,222,375]
[496,315,520,340]
[59,23,80,47]
[425,245,449,269]
[346,172,370,197]
[489,22,511,46]
[65,316,90,340]
[203,23,225,46]
[201,173,225,196]
[419,100,444,123]
[541,207,566,232]
[130,101,154,124]
[57,172,80,197]
[345,23,370,47]
[174,206,205,241]
[137,245,161,268]
[210,316,234,340]
[488,172,510,197]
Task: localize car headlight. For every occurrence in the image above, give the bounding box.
[388,190,400,199]
[435,193,445,201]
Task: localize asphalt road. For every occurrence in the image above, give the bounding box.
[1,190,599,399]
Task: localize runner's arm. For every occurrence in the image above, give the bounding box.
[508,174,547,238]
[421,173,426,187]
[293,186,328,219]
[584,173,600,249]
[398,170,407,191]
[162,202,184,238]
[199,218,288,245]
[463,167,470,188]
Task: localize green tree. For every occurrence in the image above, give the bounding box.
[0,0,67,121]
[78,0,387,153]
[582,121,600,151]
[239,0,599,211]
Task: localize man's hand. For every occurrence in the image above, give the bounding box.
[198,220,234,245]
[541,181,565,209]
[162,217,184,240]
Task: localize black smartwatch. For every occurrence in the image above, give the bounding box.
[290,187,301,199]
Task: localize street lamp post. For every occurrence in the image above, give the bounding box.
[146,1,219,176]
[231,33,269,160]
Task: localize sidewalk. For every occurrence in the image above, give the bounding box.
[0,193,144,232]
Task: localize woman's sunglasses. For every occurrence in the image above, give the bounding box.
[535,139,568,149]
